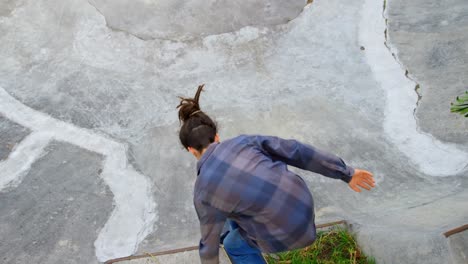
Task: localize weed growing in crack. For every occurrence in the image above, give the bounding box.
[265,227,376,264]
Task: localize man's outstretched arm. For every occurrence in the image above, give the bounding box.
[247,135,375,192]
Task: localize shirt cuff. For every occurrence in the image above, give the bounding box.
[340,166,355,183]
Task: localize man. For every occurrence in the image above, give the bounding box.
[177,85,375,264]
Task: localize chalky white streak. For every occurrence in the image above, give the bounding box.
[0,87,158,261]
[359,0,468,176]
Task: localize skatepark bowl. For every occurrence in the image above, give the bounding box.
[0,0,467,263]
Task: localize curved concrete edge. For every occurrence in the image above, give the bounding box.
[447,228,468,264]
[359,0,468,176]
[107,220,347,264]
[0,87,158,262]
[86,0,307,42]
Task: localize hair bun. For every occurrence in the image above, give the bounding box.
[177,84,205,122]
[177,84,217,151]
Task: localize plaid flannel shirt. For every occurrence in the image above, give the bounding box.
[194,135,354,264]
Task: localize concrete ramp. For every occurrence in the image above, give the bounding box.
[0,0,467,263]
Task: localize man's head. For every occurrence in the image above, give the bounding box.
[177,84,219,159]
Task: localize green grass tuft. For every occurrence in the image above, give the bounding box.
[451,91,468,117]
[266,227,376,264]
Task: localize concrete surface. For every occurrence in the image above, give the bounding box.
[386,0,468,147]
[88,0,307,41]
[114,248,232,264]
[0,141,112,264]
[448,230,468,264]
[0,0,467,263]
[0,115,30,161]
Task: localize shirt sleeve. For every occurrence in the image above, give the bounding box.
[194,199,227,264]
[247,135,355,183]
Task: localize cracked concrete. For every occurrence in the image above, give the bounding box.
[383,4,425,124]
[385,0,468,146]
[87,0,307,41]
[0,0,467,263]
[362,0,467,176]
[85,0,171,42]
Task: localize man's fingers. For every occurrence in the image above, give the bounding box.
[360,179,376,189]
[362,173,375,181]
[362,172,375,183]
[356,170,375,187]
[351,184,361,193]
[362,177,375,187]
[355,170,375,182]
[350,169,376,192]
[357,181,371,190]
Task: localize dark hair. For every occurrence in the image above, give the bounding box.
[177,84,217,152]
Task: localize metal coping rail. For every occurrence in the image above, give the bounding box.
[444,224,468,238]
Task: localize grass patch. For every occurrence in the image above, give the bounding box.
[265,227,376,264]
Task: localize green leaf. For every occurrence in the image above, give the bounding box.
[451,91,468,117]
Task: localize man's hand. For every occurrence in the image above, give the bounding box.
[349,169,375,192]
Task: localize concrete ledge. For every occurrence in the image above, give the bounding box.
[445,224,468,264]
[105,220,347,264]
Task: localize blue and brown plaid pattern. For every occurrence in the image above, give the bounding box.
[194,135,354,264]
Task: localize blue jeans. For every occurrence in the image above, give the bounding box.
[222,220,266,264]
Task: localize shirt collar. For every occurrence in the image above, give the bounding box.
[196,142,219,175]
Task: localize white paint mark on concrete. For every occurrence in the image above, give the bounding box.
[0,132,52,190]
[0,87,158,261]
[359,0,468,176]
